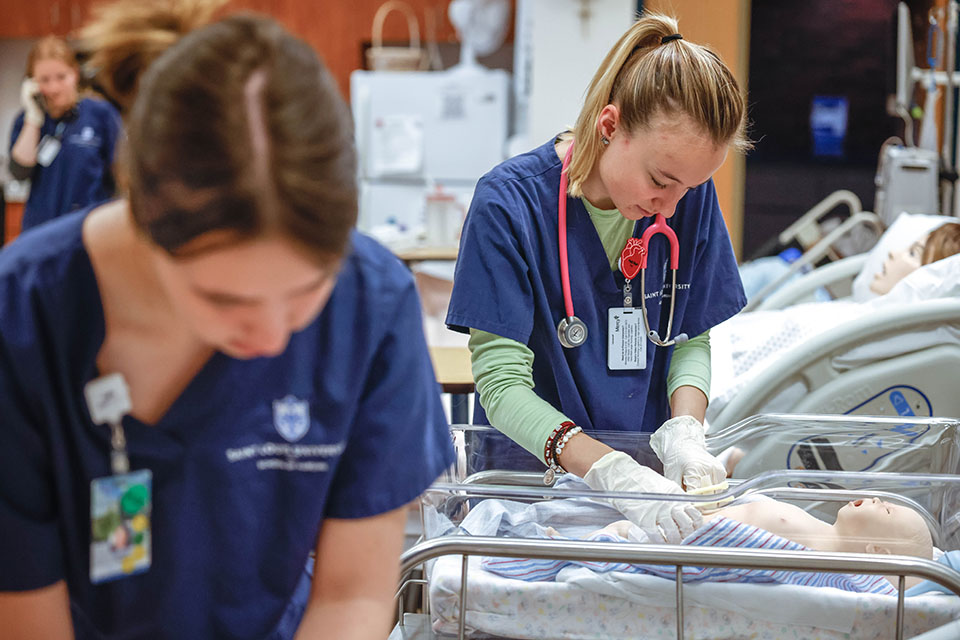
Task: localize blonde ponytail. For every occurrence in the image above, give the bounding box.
[567,11,750,197]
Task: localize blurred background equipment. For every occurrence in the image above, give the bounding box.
[350,0,511,249]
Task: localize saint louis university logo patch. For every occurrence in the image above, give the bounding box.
[273,395,310,442]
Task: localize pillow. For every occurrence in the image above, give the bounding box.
[851,213,951,302]
[870,252,960,306]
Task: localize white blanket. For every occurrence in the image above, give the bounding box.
[430,546,960,639]
[707,253,960,426]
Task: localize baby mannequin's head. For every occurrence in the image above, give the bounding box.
[833,498,933,559]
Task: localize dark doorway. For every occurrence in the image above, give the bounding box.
[743,0,935,259]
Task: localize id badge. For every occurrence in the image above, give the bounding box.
[36,135,62,167]
[608,307,647,370]
[90,469,152,584]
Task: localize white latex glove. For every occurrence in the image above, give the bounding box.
[650,415,726,492]
[20,78,44,127]
[583,451,702,544]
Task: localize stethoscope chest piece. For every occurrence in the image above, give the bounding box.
[557,315,588,348]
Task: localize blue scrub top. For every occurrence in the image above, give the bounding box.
[0,208,455,639]
[447,138,746,436]
[9,97,121,231]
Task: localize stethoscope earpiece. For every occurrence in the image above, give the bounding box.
[558,316,588,349]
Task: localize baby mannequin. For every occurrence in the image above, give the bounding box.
[596,496,933,587]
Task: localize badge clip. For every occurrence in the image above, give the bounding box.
[84,373,133,474]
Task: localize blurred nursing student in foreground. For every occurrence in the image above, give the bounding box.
[0,1,454,638]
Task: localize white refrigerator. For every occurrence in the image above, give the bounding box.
[350,66,510,246]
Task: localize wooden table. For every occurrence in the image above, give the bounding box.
[396,246,458,263]
[3,200,24,246]
[429,346,473,424]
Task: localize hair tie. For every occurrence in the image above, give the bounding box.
[661,33,683,44]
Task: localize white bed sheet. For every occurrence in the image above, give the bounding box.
[429,554,960,639]
[707,253,960,427]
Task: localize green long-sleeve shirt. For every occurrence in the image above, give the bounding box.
[469,198,711,463]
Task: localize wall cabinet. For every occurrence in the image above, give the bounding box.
[2,0,509,99]
[0,1,91,38]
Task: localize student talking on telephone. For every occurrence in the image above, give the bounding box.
[8,36,121,233]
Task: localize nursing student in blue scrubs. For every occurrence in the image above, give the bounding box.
[0,2,453,639]
[8,36,121,232]
[447,13,750,542]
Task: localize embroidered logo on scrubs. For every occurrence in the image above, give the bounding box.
[273,395,310,442]
[68,126,102,147]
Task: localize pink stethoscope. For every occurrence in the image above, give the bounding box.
[556,141,688,349]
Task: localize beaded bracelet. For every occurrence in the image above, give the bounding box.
[551,424,582,466]
[543,421,583,485]
[543,421,573,472]
[543,424,568,478]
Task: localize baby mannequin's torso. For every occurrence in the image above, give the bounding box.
[705,499,835,551]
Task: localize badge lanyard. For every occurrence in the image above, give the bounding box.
[608,231,647,370]
[35,121,67,167]
[84,373,153,583]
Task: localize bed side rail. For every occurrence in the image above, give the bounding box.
[755,253,868,311]
[778,189,864,249]
[743,211,884,312]
[399,535,960,640]
[711,298,960,430]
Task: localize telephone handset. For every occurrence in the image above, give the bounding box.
[26,78,77,122]
[32,90,48,113]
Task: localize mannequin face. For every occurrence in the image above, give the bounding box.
[588,107,727,219]
[869,239,925,295]
[834,498,932,557]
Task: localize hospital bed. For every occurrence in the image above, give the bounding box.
[390,418,960,639]
[710,214,960,429]
[707,297,960,430]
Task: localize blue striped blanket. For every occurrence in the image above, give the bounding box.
[480,516,897,595]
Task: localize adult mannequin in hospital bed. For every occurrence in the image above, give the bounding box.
[706,222,960,427]
[746,213,956,310]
